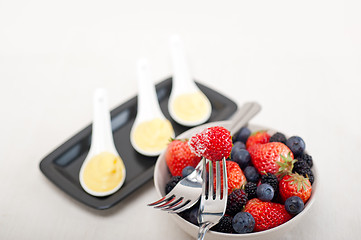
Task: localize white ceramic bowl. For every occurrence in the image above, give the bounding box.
[153,121,318,240]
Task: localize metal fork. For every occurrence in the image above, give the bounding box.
[197,157,228,240]
[147,160,203,213]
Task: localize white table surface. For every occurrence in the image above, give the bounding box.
[1,0,361,239]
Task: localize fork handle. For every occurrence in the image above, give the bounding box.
[229,102,261,134]
[197,222,212,240]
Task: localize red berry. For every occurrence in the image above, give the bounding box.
[165,139,201,176]
[248,142,293,175]
[279,173,312,203]
[188,126,232,162]
[244,198,292,231]
[246,131,270,149]
[212,160,247,195]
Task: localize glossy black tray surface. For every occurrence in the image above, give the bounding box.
[39,78,238,210]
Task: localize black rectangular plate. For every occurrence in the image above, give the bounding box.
[39,78,237,210]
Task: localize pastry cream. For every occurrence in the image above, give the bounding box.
[83,152,125,193]
[172,92,209,122]
[132,118,174,152]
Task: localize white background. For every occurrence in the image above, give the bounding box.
[1,0,360,239]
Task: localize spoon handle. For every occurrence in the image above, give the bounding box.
[91,88,117,154]
[228,102,262,134]
[136,58,164,121]
[169,35,198,94]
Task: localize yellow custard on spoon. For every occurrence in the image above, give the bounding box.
[132,118,173,153]
[82,152,125,193]
[172,92,210,122]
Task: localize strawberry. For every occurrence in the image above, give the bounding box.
[188,126,232,162]
[244,198,292,231]
[212,160,247,195]
[246,131,270,149]
[279,173,312,203]
[276,152,297,179]
[165,139,201,176]
[248,142,294,175]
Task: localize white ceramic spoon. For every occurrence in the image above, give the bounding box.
[130,58,175,156]
[79,88,126,197]
[168,35,212,127]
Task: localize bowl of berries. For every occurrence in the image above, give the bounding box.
[153,120,318,240]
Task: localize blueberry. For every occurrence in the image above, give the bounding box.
[235,127,251,144]
[256,183,274,201]
[285,196,304,215]
[232,212,255,233]
[232,149,251,169]
[243,166,260,183]
[234,141,246,150]
[180,206,199,225]
[286,136,306,157]
[182,166,195,177]
[231,141,246,159]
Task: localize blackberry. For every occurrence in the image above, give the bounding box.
[261,173,279,199]
[269,132,287,144]
[307,170,315,185]
[226,189,248,216]
[244,182,257,199]
[298,168,314,185]
[293,159,310,173]
[211,215,233,233]
[165,176,182,194]
[293,158,314,184]
[299,153,313,168]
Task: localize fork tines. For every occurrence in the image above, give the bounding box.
[148,193,193,212]
[202,158,227,201]
[147,160,203,213]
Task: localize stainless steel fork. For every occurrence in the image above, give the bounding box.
[197,157,228,240]
[148,160,203,213]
